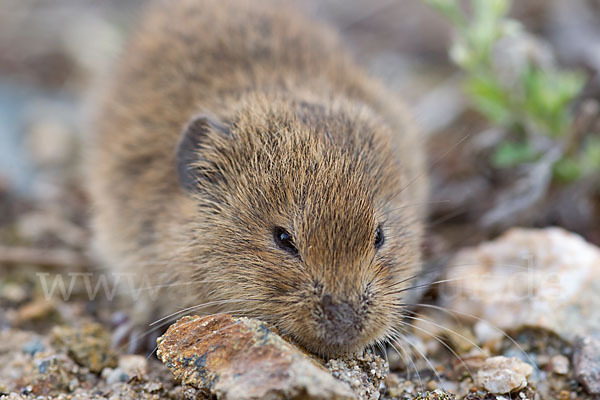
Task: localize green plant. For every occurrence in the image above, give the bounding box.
[426,0,599,181]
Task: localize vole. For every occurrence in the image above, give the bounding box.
[87,0,426,357]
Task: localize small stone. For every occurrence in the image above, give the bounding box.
[427,380,438,391]
[0,394,27,400]
[51,322,117,373]
[105,368,129,385]
[143,381,163,393]
[549,355,569,375]
[118,354,148,376]
[475,356,533,394]
[558,390,570,400]
[383,373,405,398]
[413,389,456,399]
[157,314,356,400]
[573,336,600,394]
[15,299,57,325]
[0,283,28,304]
[25,112,76,168]
[101,367,113,380]
[474,320,503,345]
[22,338,45,357]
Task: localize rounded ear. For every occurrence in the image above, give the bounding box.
[176,114,230,192]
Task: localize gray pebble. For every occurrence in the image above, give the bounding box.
[574,336,600,394]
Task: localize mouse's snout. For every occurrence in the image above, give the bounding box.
[274,277,396,355]
[318,294,362,345]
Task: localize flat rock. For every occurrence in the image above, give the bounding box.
[440,228,600,342]
[156,314,357,400]
[475,356,533,394]
[573,336,600,394]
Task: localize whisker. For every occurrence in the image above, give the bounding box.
[149,298,257,327]
[382,259,539,296]
[392,133,471,203]
[387,334,422,391]
[383,277,468,296]
[426,206,468,228]
[382,200,451,218]
[381,261,488,291]
[403,312,485,355]
[402,303,540,375]
[376,340,388,365]
[401,316,476,380]
[391,326,447,392]
[119,278,233,295]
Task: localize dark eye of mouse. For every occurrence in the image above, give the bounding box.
[273,227,298,256]
[374,225,384,249]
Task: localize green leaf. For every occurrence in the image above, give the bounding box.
[492,141,537,168]
[423,0,466,27]
[581,135,600,172]
[553,157,582,182]
[466,75,512,125]
[522,67,585,136]
[470,0,506,50]
[450,41,472,68]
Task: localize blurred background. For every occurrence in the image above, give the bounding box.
[0,0,599,301]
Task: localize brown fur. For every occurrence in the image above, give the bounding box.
[87,0,426,356]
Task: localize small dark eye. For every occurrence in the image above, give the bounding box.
[273,227,298,256]
[374,225,384,249]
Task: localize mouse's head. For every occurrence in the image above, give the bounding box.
[175,94,423,357]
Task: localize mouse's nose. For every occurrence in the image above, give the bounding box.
[319,294,361,345]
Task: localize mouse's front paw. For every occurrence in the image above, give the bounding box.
[111,311,163,354]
